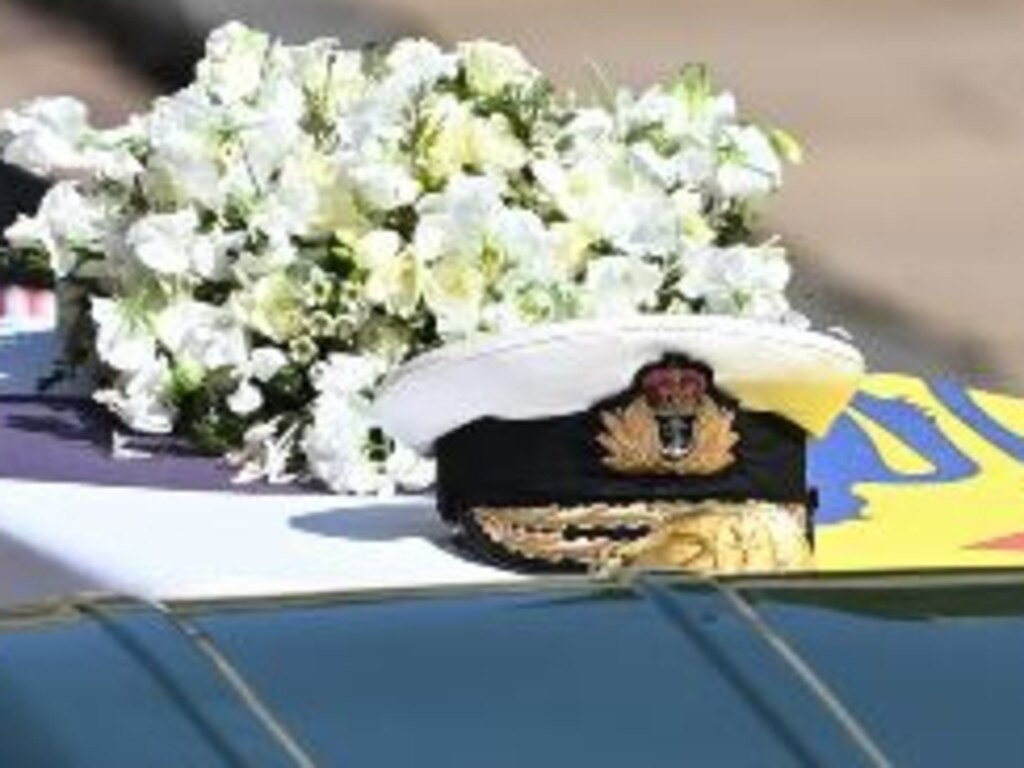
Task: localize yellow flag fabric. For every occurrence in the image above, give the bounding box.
[812,374,1024,570]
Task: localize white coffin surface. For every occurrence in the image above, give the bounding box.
[0,479,522,609]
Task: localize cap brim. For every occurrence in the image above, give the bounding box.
[374,315,865,454]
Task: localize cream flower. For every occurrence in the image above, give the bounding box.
[550,221,594,277]
[468,114,528,172]
[459,40,540,97]
[227,380,264,416]
[236,272,304,343]
[422,95,527,180]
[423,255,487,337]
[357,230,421,315]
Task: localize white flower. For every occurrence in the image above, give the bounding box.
[251,145,325,237]
[94,356,175,434]
[4,182,105,277]
[582,256,662,316]
[678,245,792,320]
[629,140,714,189]
[227,380,264,416]
[226,347,289,416]
[414,176,559,333]
[532,156,626,240]
[91,297,158,373]
[229,419,300,484]
[413,173,505,262]
[235,76,306,185]
[671,189,715,247]
[620,79,736,147]
[715,125,783,198]
[469,113,528,171]
[0,95,142,183]
[312,352,385,396]
[1,97,86,177]
[459,40,540,97]
[197,22,271,103]
[620,88,690,139]
[539,153,684,260]
[603,192,679,258]
[488,208,555,282]
[249,347,289,381]
[303,353,390,494]
[385,443,435,491]
[384,39,458,95]
[304,414,383,494]
[155,299,249,372]
[291,42,366,112]
[356,228,402,270]
[144,87,228,209]
[349,162,420,210]
[126,209,205,277]
[550,220,594,276]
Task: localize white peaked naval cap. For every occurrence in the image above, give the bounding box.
[374,315,865,454]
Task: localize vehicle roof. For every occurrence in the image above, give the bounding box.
[2,569,1023,768]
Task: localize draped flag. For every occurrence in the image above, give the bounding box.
[812,374,1024,570]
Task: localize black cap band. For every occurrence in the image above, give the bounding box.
[436,356,808,523]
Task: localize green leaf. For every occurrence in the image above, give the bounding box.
[0,246,54,288]
[769,127,804,165]
[670,63,712,113]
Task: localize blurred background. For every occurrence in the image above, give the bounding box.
[2,0,1022,390]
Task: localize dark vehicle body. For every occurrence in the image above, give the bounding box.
[2,570,1023,767]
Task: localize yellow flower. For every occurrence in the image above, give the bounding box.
[672,189,714,247]
[239,272,304,343]
[423,255,486,336]
[550,221,594,277]
[357,230,422,316]
[422,96,527,182]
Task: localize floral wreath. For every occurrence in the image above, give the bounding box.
[0,23,803,494]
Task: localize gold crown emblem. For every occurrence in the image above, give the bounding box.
[597,360,739,475]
